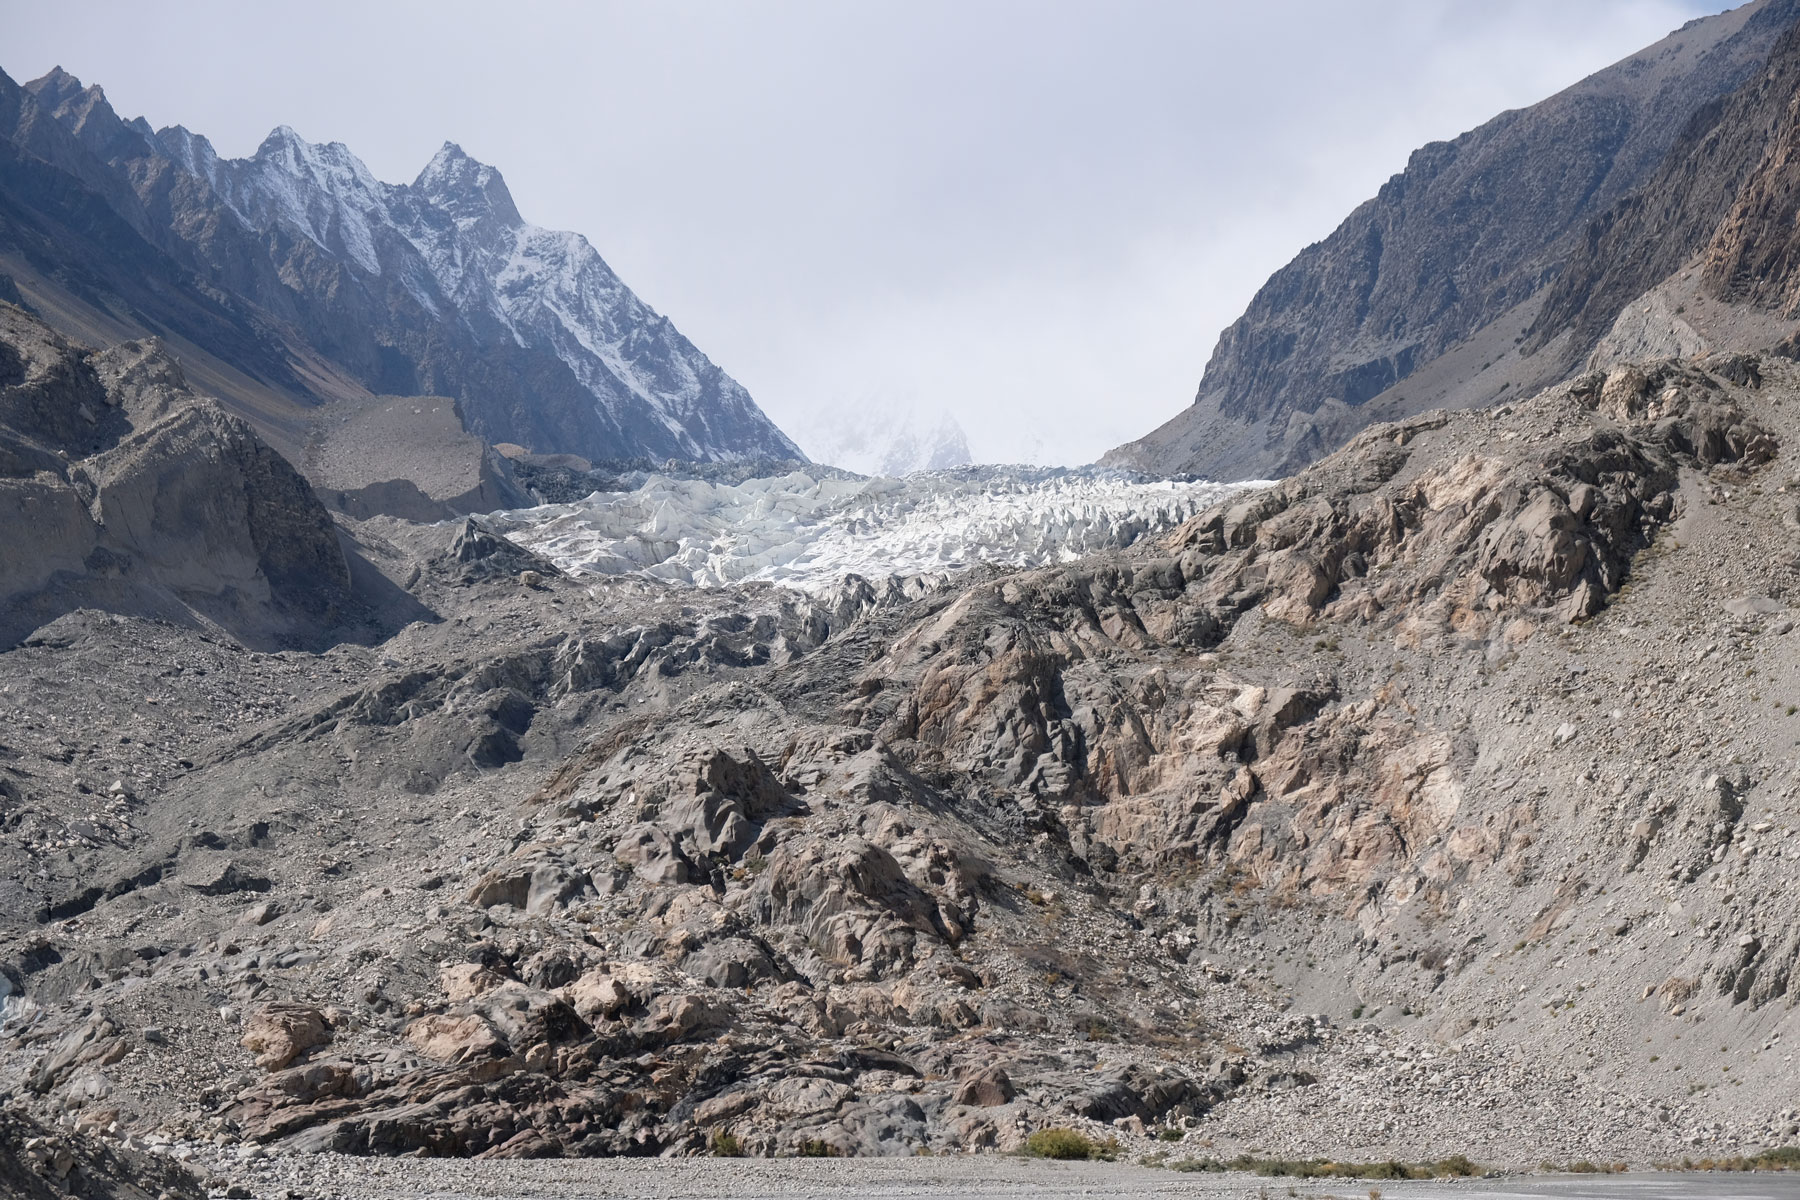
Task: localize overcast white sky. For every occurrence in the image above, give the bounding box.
[6,1,1728,465]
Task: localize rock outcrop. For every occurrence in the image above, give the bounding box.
[7,336,1799,1178]
[0,304,352,647]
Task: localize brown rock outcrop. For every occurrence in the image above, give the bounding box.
[240,1003,331,1071]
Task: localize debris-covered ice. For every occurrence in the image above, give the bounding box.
[489,466,1258,591]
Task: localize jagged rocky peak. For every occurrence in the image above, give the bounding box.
[414,141,522,226]
[152,121,220,177]
[22,65,151,159]
[21,64,88,108]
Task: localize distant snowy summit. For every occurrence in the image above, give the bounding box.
[795,404,972,476]
[5,66,802,465]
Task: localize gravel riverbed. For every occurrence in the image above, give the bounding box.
[233,1156,1800,1200]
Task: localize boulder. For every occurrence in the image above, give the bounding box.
[953,1064,1016,1107]
[440,962,508,1003]
[240,1003,330,1071]
[639,993,730,1043]
[404,1013,507,1064]
[564,968,636,1022]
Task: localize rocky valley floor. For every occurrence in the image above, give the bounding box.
[111,1155,1800,1200]
[8,328,1800,1195]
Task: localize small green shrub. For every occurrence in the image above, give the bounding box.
[709,1130,742,1157]
[798,1138,839,1157]
[1158,1125,1187,1142]
[1662,1146,1800,1172]
[1163,1154,1479,1180]
[1026,1128,1096,1160]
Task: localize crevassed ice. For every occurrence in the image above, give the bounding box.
[488,467,1260,592]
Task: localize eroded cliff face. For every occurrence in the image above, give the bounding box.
[1525,20,1800,370]
[1701,39,1800,317]
[1105,0,1800,482]
[7,327,1800,1173]
[0,305,351,648]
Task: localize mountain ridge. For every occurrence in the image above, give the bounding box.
[0,65,801,477]
[1104,0,1800,481]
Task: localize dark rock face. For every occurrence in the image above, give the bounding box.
[1701,27,1800,315]
[0,304,352,648]
[0,65,801,468]
[1528,22,1800,360]
[1106,0,1800,480]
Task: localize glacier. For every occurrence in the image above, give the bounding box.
[487,467,1259,592]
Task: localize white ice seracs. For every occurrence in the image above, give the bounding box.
[488,467,1259,592]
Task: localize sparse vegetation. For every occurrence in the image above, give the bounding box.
[1660,1147,1800,1172]
[1540,1159,1627,1174]
[1024,1128,1119,1160]
[1164,1154,1479,1179]
[709,1130,742,1157]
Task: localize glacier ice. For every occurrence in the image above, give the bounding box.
[488,466,1259,592]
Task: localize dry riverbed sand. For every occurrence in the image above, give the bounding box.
[232,1156,1800,1200]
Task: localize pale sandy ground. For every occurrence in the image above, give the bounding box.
[248,1156,1800,1200]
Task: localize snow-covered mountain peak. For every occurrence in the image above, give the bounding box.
[20,69,805,465]
[413,141,521,226]
[153,124,220,178]
[225,126,389,274]
[252,126,382,195]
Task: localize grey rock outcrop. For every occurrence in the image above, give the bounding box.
[6,347,1800,1174]
[0,304,351,647]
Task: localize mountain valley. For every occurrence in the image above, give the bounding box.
[12,4,1800,1197]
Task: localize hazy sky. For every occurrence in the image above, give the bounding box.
[6,1,1728,465]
